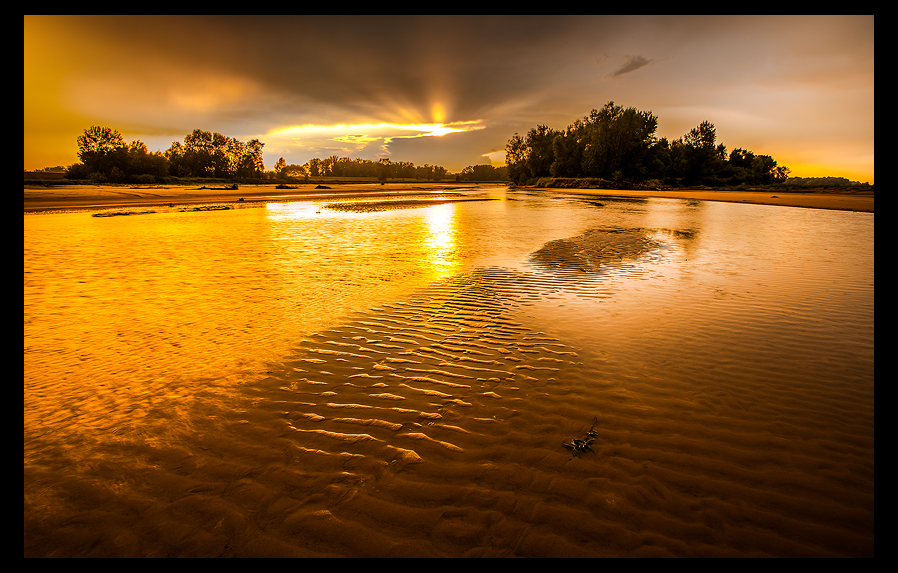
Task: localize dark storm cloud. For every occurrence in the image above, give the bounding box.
[25,15,875,180]
[67,15,610,126]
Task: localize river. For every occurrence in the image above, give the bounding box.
[24,186,874,557]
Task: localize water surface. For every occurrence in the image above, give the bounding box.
[24,187,874,557]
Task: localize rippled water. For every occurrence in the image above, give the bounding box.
[24,187,874,557]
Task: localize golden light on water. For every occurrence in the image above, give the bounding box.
[423,203,460,277]
[24,192,874,557]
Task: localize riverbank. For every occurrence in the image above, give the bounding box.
[523,186,874,213]
[22,183,471,213]
[24,182,873,213]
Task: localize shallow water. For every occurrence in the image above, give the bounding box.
[24,187,874,557]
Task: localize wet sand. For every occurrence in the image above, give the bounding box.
[23,183,873,213]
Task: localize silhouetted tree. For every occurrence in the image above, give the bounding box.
[524,125,558,180]
[549,120,587,178]
[305,157,322,177]
[679,120,720,184]
[506,102,790,188]
[580,102,658,180]
[274,157,287,176]
[69,126,170,182]
[505,133,528,184]
[76,125,126,177]
[460,164,507,181]
[161,130,264,179]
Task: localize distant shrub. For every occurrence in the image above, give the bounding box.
[785,176,869,187]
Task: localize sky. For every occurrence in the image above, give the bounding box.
[24,15,874,182]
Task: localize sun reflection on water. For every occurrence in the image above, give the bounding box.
[422,203,460,278]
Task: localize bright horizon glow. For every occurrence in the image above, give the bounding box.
[262,120,487,167]
[268,120,484,141]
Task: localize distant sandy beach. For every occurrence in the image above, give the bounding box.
[22,183,458,213]
[527,186,874,213]
[24,183,873,213]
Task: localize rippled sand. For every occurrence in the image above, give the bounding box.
[24,218,873,557]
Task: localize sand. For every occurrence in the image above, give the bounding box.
[527,187,874,213]
[22,183,469,213]
[24,183,873,213]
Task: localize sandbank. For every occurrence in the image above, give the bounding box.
[528,186,874,213]
[24,183,873,213]
[22,183,469,213]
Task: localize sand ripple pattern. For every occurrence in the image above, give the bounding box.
[237,231,869,557]
[529,227,662,273]
[24,221,873,557]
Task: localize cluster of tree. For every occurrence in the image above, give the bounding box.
[164,129,264,179]
[273,156,449,181]
[458,164,508,181]
[783,176,870,187]
[505,101,791,187]
[65,126,265,183]
[65,126,171,183]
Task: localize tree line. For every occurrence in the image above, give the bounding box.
[505,101,792,187]
[65,126,265,183]
[272,156,450,181]
[63,125,457,184]
[272,157,507,182]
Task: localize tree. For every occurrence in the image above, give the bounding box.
[76,126,126,176]
[377,158,390,182]
[305,157,322,177]
[644,137,672,181]
[281,163,308,179]
[750,154,778,184]
[182,129,215,176]
[523,125,558,181]
[242,139,265,177]
[505,133,527,184]
[684,120,717,151]
[210,131,231,178]
[460,164,507,181]
[538,102,660,181]
[164,141,190,177]
[274,157,287,178]
[678,120,721,184]
[505,104,789,188]
[77,125,125,159]
[773,165,791,183]
[550,120,586,178]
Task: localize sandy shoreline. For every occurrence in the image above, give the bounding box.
[22,183,471,213]
[24,183,873,213]
[528,187,874,212]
